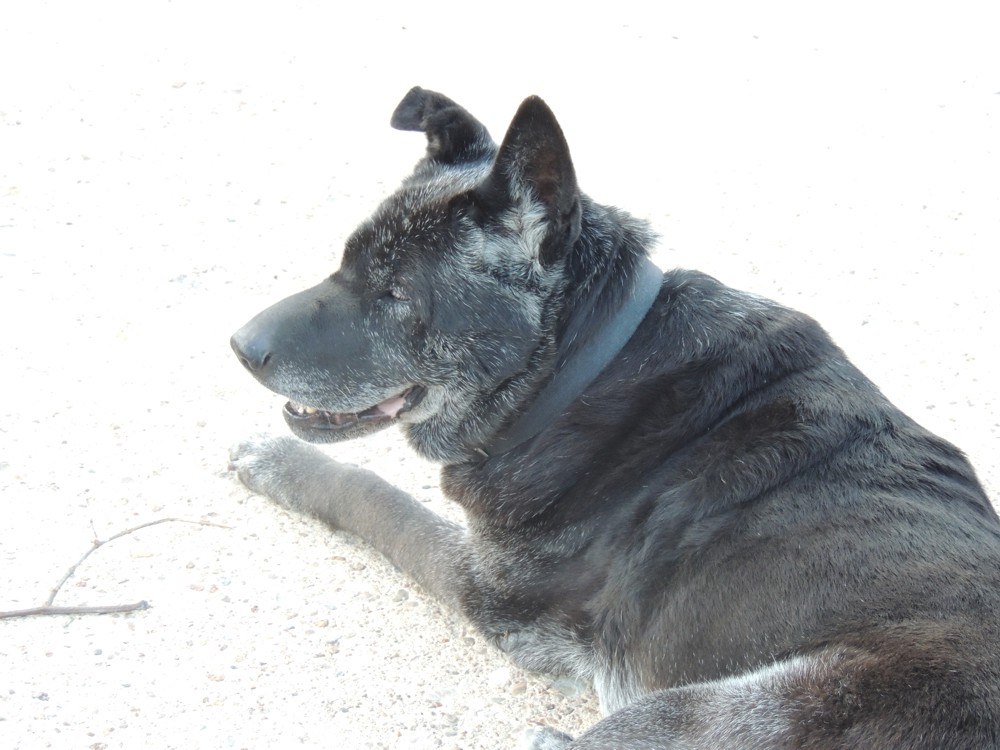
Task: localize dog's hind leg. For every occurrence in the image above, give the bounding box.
[524,647,992,750]
[522,656,818,750]
[523,677,801,750]
[229,435,468,610]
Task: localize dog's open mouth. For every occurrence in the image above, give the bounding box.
[282,385,425,436]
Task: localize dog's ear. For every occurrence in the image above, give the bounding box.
[390,87,494,165]
[484,96,582,267]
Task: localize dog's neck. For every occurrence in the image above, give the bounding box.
[477,252,663,458]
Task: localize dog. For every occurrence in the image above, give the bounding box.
[229,87,1000,748]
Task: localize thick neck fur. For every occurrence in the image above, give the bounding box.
[556,199,657,365]
[436,197,669,518]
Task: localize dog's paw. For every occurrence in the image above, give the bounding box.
[520,726,575,750]
[228,434,319,503]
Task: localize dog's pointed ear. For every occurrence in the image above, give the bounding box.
[485,96,582,266]
[390,86,494,165]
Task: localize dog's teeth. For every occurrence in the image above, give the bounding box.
[290,401,318,415]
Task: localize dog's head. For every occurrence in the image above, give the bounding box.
[231,88,584,461]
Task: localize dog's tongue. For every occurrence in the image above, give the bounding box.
[376,394,407,418]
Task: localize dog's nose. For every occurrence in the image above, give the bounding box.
[231,331,273,374]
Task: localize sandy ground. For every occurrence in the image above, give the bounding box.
[2,3,998,748]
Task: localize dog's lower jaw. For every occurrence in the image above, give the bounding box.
[283,411,395,443]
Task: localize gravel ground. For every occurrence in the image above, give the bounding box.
[2,3,997,749]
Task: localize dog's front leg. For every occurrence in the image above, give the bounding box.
[229,435,467,610]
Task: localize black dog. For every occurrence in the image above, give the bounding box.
[230,87,1000,748]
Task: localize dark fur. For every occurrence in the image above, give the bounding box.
[230,87,1000,748]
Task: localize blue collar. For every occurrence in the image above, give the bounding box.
[480,257,663,458]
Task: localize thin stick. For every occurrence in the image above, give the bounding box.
[44,517,222,605]
[0,517,229,620]
[0,601,149,620]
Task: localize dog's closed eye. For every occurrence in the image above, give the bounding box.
[385,286,410,302]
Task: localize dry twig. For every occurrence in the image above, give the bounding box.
[0,517,228,620]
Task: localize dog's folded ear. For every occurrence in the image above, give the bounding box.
[391,86,494,165]
[484,96,582,267]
